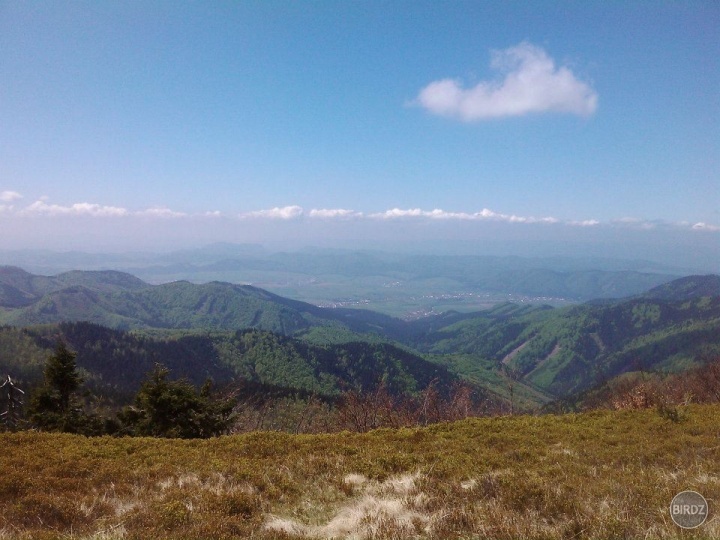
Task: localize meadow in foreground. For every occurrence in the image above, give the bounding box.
[1,405,719,539]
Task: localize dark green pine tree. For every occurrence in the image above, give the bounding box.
[119,363,235,438]
[28,340,103,434]
[43,340,83,412]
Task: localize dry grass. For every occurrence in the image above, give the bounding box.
[265,473,429,539]
[2,405,720,538]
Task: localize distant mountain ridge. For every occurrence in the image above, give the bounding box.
[141,251,682,302]
[639,274,720,301]
[0,246,696,317]
[0,266,148,307]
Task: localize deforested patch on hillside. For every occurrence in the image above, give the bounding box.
[525,342,562,380]
[501,339,530,364]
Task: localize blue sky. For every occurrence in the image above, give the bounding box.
[0,1,718,268]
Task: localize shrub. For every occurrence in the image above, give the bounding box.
[118,363,235,438]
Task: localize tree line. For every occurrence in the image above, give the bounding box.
[1,340,494,438]
[0,341,235,437]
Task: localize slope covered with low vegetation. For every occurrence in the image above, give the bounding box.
[1,405,719,539]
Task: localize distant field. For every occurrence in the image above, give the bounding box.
[142,269,572,318]
[2,405,719,539]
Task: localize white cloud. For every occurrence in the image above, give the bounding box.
[370,208,425,219]
[538,216,560,224]
[136,207,187,218]
[244,206,552,224]
[607,218,720,232]
[614,217,643,224]
[414,42,598,121]
[21,200,128,217]
[475,208,530,223]
[611,217,658,230]
[0,191,22,202]
[308,208,363,219]
[369,208,480,220]
[692,222,720,232]
[369,207,558,224]
[568,219,601,227]
[243,205,305,220]
[15,199,193,219]
[427,209,475,220]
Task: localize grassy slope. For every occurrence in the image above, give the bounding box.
[2,405,719,539]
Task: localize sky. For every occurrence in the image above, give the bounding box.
[0,1,718,269]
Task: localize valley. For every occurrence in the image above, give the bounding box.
[0,245,687,317]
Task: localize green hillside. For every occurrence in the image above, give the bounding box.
[0,322,465,404]
[0,266,148,301]
[0,268,399,335]
[407,277,720,398]
[638,274,720,301]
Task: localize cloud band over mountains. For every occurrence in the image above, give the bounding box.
[1,193,717,233]
[413,42,598,121]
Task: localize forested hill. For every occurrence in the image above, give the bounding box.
[0,321,469,405]
[638,274,720,301]
[4,266,715,337]
[407,275,720,398]
[0,266,402,335]
[0,266,148,307]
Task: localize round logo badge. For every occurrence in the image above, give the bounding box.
[670,491,708,529]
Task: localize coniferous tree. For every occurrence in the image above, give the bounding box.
[42,340,82,412]
[119,363,235,438]
[28,340,103,434]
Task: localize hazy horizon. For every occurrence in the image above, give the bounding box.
[0,236,717,276]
